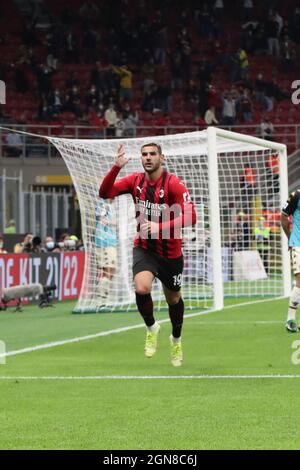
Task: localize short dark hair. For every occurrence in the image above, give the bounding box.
[141,143,162,155]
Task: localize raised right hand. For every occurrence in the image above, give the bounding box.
[115,144,130,168]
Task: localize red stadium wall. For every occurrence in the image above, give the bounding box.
[0,252,85,303]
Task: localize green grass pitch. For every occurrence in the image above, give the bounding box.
[0,298,300,450]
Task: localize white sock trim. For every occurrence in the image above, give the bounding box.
[171,335,181,344]
[288,286,300,321]
[148,322,159,333]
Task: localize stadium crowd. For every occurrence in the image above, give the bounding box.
[0,0,299,138]
[0,232,84,254]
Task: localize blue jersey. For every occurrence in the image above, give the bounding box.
[94,200,118,248]
[282,189,300,247]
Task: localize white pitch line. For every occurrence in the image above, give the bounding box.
[186,321,282,325]
[0,296,286,359]
[0,375,300,380]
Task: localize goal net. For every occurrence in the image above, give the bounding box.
[48,128,290,313]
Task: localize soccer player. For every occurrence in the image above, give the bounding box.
[94,198,117,304]
[99,143,197,366]
[281,189,300,332]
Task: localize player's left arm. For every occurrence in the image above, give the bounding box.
[160,176,197,231]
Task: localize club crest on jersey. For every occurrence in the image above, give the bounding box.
[159,189,164,198]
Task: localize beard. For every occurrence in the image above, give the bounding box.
[142,161,161,173]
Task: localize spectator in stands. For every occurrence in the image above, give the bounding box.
[214,0,224,19]
[231,211,251,251]
[266,12,280,57]
[42,236,61,253]
[64,29,79,63]
[79,1,100,26]
[35,64,54,97]
[197,80,210,116]
[115,113,125,137]
[155,83,172,113]
[238,48,249,80]
[242,23,256,54]
[238,89,253,123]
[5,130,22,157]
[142,84,157,112]
[274,10,284,34]
[265,75,289,102]
[104,103,118,137]
[204,106,219,126]
[222,93,237,127]
[88,109,107,137]
[82,25,100,63]
[64,85,82,117]
[253,23,268,54]
[31,236,43,254]
[254,72,266,104]
[243,0,254,20]
[254,216,271,275]
[180,45,192,84]
[289,6,300,44]
[65,71,80,92]
[240,163,256,208]
[124,109,139,137]
[281,34,296,73]
[49,88,63,115]
[46,53,58,71]
[170,51,183,90]
[11,62,30,93]
[112,64,133,102]
[197,3,213,39]
[56,233,74,252]
[0,234,7,254]
[85,85,100,112]
[153,22,168,65]
[143,75,155,97]
[229,51,242,83]
[0,235,7,254]
[260,117,274,141]
[38,97,52,121]
[14,233,33,254]
[266,154,280,194]
[194,113,206,127]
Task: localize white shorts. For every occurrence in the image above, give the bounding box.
[291,247,300,274]
[96,247,117,269]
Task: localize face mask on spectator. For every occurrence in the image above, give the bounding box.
[46,241,55,250]
[64,239,76,250]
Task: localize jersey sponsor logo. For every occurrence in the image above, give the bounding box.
[135,197,166,217]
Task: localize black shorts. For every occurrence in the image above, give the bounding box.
[132,246,184,292]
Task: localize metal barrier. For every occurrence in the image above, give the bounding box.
[0,169,70,235]
[0,123,299,163]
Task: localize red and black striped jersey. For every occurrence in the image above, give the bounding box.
[99,165,197,259]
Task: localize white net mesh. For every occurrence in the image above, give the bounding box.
[48,130,287,313]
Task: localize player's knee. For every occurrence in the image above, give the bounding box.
[135,284,152,296]
[166,293,182,305]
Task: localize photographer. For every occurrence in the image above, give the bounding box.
[14,233,33,253]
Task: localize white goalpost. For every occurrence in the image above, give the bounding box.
[44,128,290,313]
